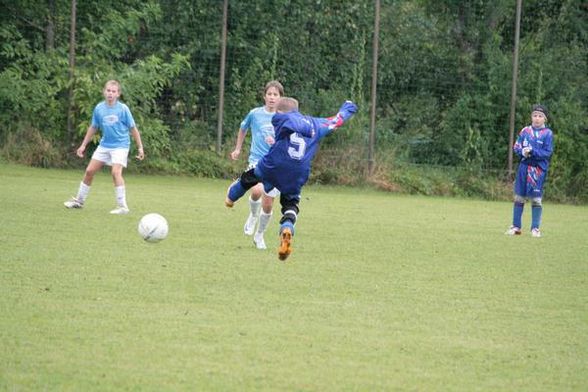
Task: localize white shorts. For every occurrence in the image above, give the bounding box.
[247,161,280,198]
[92,146,129,167]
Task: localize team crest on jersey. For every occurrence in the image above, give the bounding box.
[104,114,119,125]
[261,124,274,137]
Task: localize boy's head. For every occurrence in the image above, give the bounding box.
[264,80,284,112]
[531,104,548,128]
[264,80,284,96]
[276,97,299,113]
[103,80,121,104]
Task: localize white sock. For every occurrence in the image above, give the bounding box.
[257,211,272,234]
[77,182,90,203]
[249,197,261,217]
[115,185,127,208]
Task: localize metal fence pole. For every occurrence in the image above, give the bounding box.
[368,0,380,177]
[507,0,522,176]
[216,0,228,155]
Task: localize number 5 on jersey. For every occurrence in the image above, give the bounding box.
[287,133,307,160]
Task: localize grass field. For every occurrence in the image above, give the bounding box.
[1,163,587,391]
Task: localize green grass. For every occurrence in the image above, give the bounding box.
[1,163,587,391]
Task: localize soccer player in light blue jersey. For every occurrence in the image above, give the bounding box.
[506,104,554,237]
[229,80,284,250]
[226,97,358,260]
[64,80,144,214]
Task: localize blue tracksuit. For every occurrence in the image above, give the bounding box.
[513,125,554,198]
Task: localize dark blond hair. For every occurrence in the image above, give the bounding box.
[264,80,284,96]
[104,79,121,92]
[276,97,299,113]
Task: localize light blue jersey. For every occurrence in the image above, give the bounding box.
[92,101,136,148]
[240,106,275,164]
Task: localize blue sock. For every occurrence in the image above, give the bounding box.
[280,221,295,236]
[513,202,524,228]
[228,180,246,203]
[531,205,542,230]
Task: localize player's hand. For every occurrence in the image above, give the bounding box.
[265,135,275,145]
[136,147,145,161]
[343,100,358,113]
[338,101,358,121]
[230,149,241,160]
[522,147,532,158]
[76,145,86,158]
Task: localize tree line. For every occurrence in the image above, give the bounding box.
[0,0,586,201]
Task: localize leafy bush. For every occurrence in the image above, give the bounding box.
[131,148,237,179]
[1,126,62,168]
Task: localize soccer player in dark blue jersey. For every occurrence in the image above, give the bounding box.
[225,98,358,260]
[506,104,554,237]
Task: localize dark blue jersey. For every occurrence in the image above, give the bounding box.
[255,101,357,196]
[512,125,554,198]
[513,125,554,172]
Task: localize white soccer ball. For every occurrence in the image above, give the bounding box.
[138,213,169,243]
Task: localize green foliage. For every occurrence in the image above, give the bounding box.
[0,26,69,140]
[130,147,236,179]
[545,98,588,204]
[0,0,586,202]
[0,126,61,168]
[0,1,189,160]
[384,161,510,200]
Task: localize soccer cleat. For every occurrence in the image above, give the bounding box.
[244,213,258,235]
[531,228,542,238]
[278,228,293,261]
[64,197,83,209]
[505,226,522,236]
[110,206,130,215]
[253,232,266,250]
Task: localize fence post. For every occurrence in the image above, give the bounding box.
[66,0,77,146]
[368,0,380,177]
[216,0,229,155]
[507,0,522,176]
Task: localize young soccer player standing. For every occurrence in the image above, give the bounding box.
[64,80,144,214]
[226,98,358,260]
[229,80,284,250]
[506,104,554,237]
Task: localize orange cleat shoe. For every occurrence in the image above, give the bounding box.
[278,228,293,261]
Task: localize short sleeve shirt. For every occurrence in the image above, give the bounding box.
[92,101,136,148]
[240,106,275,164]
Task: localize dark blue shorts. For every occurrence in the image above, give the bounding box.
[514,163,547,198]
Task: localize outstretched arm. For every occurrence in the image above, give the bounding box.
[317,101,358,137]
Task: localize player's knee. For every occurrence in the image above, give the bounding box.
[514,195,526,204]
[240,168,260,188]
[531,197,542,207]
[84,169,98,181]
[111,171,122,179]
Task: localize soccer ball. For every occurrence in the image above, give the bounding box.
[138,213,169,243]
